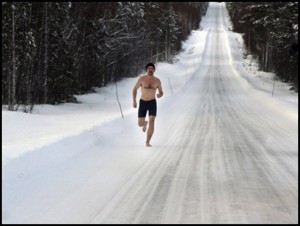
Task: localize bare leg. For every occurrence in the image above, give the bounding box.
[138,118,148,132]
[146,115,155,147]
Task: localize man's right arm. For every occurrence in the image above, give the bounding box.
[132,78,141,108]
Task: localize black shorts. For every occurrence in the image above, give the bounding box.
[138,99,157,118]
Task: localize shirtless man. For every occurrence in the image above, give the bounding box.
[132,63,164,147]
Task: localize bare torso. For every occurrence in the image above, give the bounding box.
[133,73,163,108]
[139,75,160,101]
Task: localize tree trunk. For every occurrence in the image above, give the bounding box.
[26,3,33,111]
[11,3,17,110]
[43,2,49,103]
[165,31,168,61]
[265,41,269,71]
[248,29,251,54]
[156,45,159,63]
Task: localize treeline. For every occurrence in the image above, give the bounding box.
[226,2,298,92]
[2,2,208,111]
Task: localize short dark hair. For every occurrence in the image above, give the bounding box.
[146,63,155,70]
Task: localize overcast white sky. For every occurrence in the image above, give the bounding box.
[2,2,298,224]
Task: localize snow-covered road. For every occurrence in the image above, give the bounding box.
[2,3,298,224]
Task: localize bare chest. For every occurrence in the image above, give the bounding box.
[141,77,158,90]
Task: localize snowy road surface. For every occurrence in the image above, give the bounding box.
[2,3,298,224]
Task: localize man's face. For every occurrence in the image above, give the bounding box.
[147,66,155,75]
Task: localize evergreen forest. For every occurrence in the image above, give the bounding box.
[2,2,298,112]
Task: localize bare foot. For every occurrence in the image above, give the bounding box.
[142,121,148,132]
[146,143,152,147]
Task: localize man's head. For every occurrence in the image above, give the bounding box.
[146,63,155,71]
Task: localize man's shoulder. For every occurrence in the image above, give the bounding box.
[154,76,161,82]
[140,75,147,79]
[137,75,146,82]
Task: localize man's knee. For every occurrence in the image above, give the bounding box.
[138,118,145,127]
[149,116,155,123]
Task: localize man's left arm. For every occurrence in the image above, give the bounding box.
[157,80,163,98]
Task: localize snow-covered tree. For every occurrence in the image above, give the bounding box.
[226,2,298,91]
[2,2,209,108]
[2,2,37,111]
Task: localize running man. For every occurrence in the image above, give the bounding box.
[132,63,164,147]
